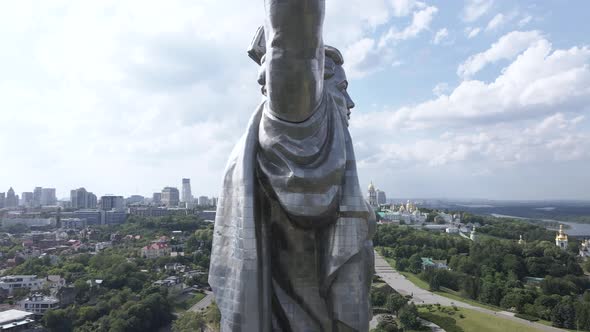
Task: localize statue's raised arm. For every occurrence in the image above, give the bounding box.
[264,0,325,122]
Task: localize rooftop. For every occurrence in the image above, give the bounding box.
[0,275,38,280]
[0,309,33,324]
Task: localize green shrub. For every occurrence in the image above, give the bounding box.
[514,313,539,322]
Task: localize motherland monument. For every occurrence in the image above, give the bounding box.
[209,0,376,331]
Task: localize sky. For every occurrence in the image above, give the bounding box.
[0,0,589,200]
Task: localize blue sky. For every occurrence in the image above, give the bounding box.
[0,0,589,200]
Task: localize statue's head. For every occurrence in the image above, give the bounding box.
[324,46,355,124]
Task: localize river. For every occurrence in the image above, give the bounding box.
[492,213,590,237]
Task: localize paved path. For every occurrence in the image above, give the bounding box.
[189,291,214,312]
[374,252,565,332]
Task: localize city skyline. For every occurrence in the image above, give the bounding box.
[1,178,590,202]
[0,180,216,202]
[1,0,589,200]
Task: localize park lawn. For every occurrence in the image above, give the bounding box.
[418,306,541,332]
[433,288,502,312]
[400,271,430,290]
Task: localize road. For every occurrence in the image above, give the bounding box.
[374,252,565,332]
[189,290,214,313]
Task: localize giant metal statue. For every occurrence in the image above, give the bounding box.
[209,0,375,330]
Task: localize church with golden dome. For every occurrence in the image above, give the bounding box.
[555,224,568,250]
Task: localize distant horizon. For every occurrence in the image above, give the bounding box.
[2,182,590,203]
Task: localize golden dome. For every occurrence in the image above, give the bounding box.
[368,181,375,191]
[556,224,568,241]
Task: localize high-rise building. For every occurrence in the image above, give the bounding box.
[100,195,124,211]
[5,188,18,208]
[33,187,43,207]
[161,187,180,207]
[71,188,87,209]
[21,192,34,207]
[152,193,162,205]
[181,178,193,203]
[376,190,387,205]
[0,192,5,208]
[41,188,57,206]
[198,196,209,206]
[71,188,97,209]
[87,193,97,209]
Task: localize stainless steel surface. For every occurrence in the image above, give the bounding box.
[209,1,374,330]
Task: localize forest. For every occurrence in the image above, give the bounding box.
[375,219,590,330]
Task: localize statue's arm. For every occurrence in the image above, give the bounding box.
[264,0,325,122]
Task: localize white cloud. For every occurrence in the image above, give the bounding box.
[485,13,505,31]
[466,27,481,39]
[462,0,494,22]
[379,6,438,46]
[526,113,585,136]
[433,28,449,45]
[344,38,392,78]
[432,82,450,96]
[345,3,438,78]
[351,33,590,171]
[458,30,543,78]
[518,15,533,28]
[390,0,426,17]
[355,113,590,171]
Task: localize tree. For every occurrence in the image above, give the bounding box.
[385,293,407,314]
[500,291,530,313]
[173,312,206,332]
[576,301,590,331]
[429,272,441,291]
[408,254,422,274]
[541,276,577,296]
[461,276,480,300]
[375,314,400,332]
[551,301,576,329]
[395,258,409,272]
[371,288,386,307]
[43,309,73,332]
[426,213,435,223]
[398,303,421,330]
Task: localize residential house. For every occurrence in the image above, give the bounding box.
[141,243,171,259]
[0,276,45,295]
[19,293,59,315]
[421,257,449,271]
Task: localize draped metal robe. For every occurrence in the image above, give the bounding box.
[209,92,375,331]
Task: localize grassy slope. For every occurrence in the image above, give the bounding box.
[418,307,543,332]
